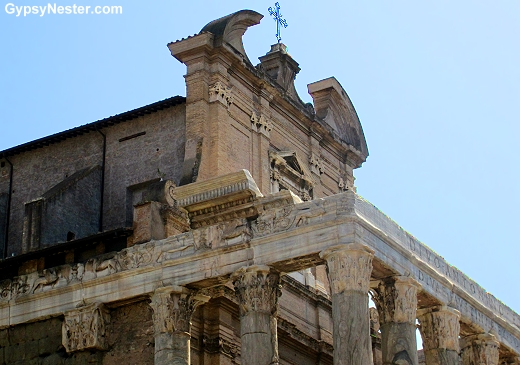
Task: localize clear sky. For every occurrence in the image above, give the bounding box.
[1,1,518,315]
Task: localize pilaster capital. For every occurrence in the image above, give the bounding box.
[460,333,500,365]
[371,276,421,324]
[320,243,374,294]
[149,286,210,334]
[62,302,110,353]
[417,305,461,352]
[231,265,282,316]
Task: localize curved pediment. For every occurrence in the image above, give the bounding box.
[308,77,369,165]
[200,10,263,64]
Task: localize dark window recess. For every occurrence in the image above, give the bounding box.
[0,162,5,168]
[119,131,146,142]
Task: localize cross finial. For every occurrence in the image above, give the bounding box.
[268,2,288,43]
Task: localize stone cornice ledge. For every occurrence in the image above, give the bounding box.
[0,190,517,356]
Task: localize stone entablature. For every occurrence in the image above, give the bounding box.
[0,172,518,357]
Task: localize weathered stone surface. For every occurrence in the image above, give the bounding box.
[0,189,518,357]
[321,244,374,365]
[460,333,499,365]
[372,276,421,365]
[150,286,209,365]
[232,265,281,365]
[62,302,110,353]
[417,306,461,365]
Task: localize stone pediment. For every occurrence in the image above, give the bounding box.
[308,77,369,166]
[200,10,263,64]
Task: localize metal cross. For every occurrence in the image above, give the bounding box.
[268,2,288,43]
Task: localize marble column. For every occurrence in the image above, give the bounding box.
[460,333,500,365]
[417,306,461,365]
[372,276,421,365]
[320,243,375,365]
[231,265,282,365]
[150,286,210,365]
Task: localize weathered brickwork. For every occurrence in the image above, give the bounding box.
[1,104,185,256]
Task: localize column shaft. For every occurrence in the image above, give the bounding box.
[320,243,374,365]
[150,286,209,365]
[417,306,460,365]
[232,265,281,365]
[372,276,421,365]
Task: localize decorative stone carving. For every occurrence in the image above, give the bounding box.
[192,218,251,250]
[209,81,233,108]
[149,286,210,334]
[460,333,500,365]
[371,276,421,365]
[231,265,282,365]
[231,265,281,315]
[417,306,461,365]
[321,243,374,365]
[62,302,110,353]
[252,204,295,237]
[320,243,374,294]
[309,152,324,175]
[150,286,210,365]
[251,111,273,136]
[371,276,421,324]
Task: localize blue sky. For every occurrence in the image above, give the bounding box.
[1,1,518,315]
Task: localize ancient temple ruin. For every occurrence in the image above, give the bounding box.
[0,9,518,365]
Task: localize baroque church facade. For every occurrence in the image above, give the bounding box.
[0,9,518,365]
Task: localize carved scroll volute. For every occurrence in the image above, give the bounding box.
[417,306,461,352]
[460,333,500,365]
[371,276,421,325]
[320,243,374,295]
[231,265,282,316]
[62,302,110,353]
[150,286,210,334]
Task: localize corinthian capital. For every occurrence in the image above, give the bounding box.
[371,276,421,324]
[460,333,500,365]
[320,243,374,295]
[150,286,210,334]
[231,265,282,315]
[417,306,461,352]
[62,302,110,353]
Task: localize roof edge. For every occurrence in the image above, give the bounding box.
[0,95,186,158]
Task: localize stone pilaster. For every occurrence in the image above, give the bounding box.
[371,276,421,365]
[150,286,210,365]
[231,265,282,365]
[320,243,374,365]
[460,333,500,365]
[62,302,110,353]
[417,306,461,365]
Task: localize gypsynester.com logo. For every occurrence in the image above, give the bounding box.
[5,3,123,17]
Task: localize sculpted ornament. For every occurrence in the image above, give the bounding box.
[320,243,374,295]
[150,287,210,334]
[252,205,295,237]
[62,302,110,353]
[251,111,273,135]
[309,153,324,175]
[417,306,461,351]
[231,265,282,315]
[209,81,233,108]
[0,240,159,303]
[460,333,500,365]
[371,276,420,324]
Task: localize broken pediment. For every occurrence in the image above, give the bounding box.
[200,10,263,64]
[269,151,313,201]
[308,77,369,167]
